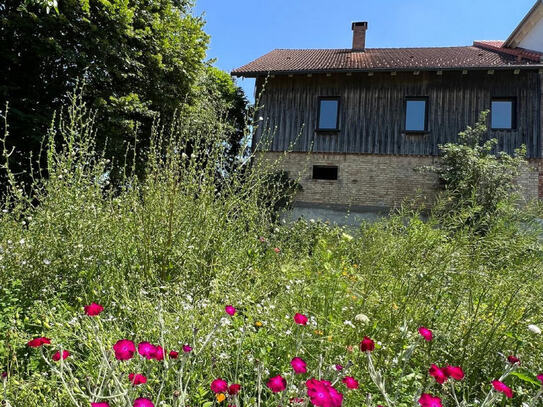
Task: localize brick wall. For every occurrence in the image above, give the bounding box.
[260,152,541,209]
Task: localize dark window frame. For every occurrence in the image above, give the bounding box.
[490,97,517,130]
[312,165,338,180]
[404,97,429,134]
[316,96,341,132]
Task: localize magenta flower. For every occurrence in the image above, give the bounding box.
[113,339,135,361]
[154,345,165,361]
[418,327,433,341]
[418,393,442,407]
[182,344,192,353]
[91,403,110,407]
[443,366,464,381]
[492,380,513,398]
[228,383,241,395]
[84,303,104,316]
[291,357,307,374]
[1,372,7,379]
[52,350,70,361]
[342,376,359,389]
[359,336,375,352]
[294,313,308,325]
[537,374,543,385]
[129,373,147,386]
[274,247,281,253]
[138,342,157,360]
[133,398,154,407]
[507,355,520,364]
[306,378,343,407]
[266,375,287,393]
[429,364,447,384]
[169,350,179,359]
[335,364,343,371]
[211,378,228,393]
[225,305,237,316]
[27,337,51,348]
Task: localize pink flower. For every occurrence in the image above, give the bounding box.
[429,364,447,384]
[507,355,520,364]
[294,313,308,325]
[154,345,165,361]
[266,375,287,393]
[133,398,154,407]
[211,378,228,393]
[27,337,51,348]
[52,350,70,361]
[290,397,305,404]
[91,403,110,407]
[1,372,7,379]
[306,378,343,407]
[492,380,513,398]
[537,374,543,385]
[274,247,281,253]
[84,303,104,316]
[291,357,307,374]
[138,342,157,360]
[342,376,359,389]
[335,364,343,371]
[418,393,442,407]
[418,327,433,341]
[129,373,147,386]
[443,366,464,381]
[259,236,266,242]
[359,336,375,352]
[169,350,179,359]
[113,339,135,361]
[228,383,241,395]
[225,305,236,316]
[182,345,192,353]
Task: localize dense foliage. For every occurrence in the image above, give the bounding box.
[0,0,246,183]
[0,94,542,407]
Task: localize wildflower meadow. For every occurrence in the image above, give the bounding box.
[1,92,543,407]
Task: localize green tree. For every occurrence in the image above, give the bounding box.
[0,0,245,183]
[431,111,528,232]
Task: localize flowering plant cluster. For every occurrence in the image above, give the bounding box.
[20,303,543,407]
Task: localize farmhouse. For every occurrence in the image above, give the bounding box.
[232,1,543,211]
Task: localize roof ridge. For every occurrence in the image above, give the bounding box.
[272,45,481,51]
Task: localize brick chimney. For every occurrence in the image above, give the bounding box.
[352,22,368,51]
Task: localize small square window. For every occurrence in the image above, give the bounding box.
[491,98,516,130]
[312,166,338,180]
[317,98,340,130]
[405,98,428,132]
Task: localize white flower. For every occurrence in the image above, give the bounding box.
[43,259,51,265]
[344,320,355,328]
[528,324,541,334]
[355,313,370,324]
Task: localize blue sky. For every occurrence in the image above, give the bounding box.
[193,0,536,101]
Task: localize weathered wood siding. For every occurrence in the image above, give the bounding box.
[254,70,542,158]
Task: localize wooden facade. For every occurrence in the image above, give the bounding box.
[254,69,542,158]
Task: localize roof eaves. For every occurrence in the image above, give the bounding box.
[504,0,543,48]
[231,65,543,78]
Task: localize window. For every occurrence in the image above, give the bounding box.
[405,98,428,132]
[312,166,338,180]
[317,97,340,130]
[491,98,516,130]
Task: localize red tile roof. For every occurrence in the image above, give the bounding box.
[232,44,543,77]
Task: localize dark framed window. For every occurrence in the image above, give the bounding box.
[317,97,340,131]
[312,165,338,180]
[405,97,428,133]
[491,98,516,130]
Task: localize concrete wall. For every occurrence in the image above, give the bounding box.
[260,152,541,209]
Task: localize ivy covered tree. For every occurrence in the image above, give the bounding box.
[0,0,246,182]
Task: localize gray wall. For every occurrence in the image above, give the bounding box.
[254,70,542,158]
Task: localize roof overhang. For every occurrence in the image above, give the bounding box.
[504,0,543,48]
[232,66,543,78]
